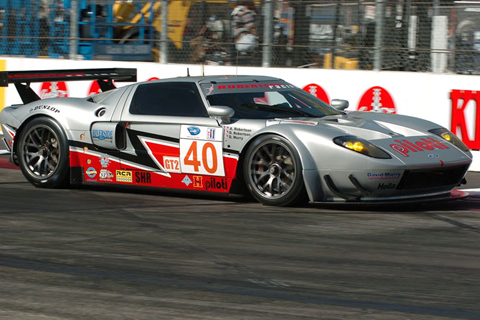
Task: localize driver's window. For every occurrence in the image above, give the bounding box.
[130,82,208,117]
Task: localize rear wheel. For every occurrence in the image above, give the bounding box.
[243,134,307,206]
[17,117,70,188]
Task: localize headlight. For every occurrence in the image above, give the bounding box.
[428,128,470,153]
[334,136,391,159]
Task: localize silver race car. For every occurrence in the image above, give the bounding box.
[0,68,473,206]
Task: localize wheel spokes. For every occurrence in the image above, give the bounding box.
[250,142,296,198]
[23,126,60,178]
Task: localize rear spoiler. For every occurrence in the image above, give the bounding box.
[0,68,137,104]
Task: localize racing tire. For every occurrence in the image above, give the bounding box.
[243,134,307,206]
[17,117,70,188]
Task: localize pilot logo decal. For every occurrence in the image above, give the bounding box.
[302,83,330,104]
[39,81,69,99]
[93,130,113,141]
[182,175,192,186]
[358,86,396,114]
[193,176,203,188]
[205,177,228,191]
[86,167,97,178]
[389,138,449,157]
[116,170,133,183]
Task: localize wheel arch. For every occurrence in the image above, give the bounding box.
[13,114,71,164]
[236,127,320,203]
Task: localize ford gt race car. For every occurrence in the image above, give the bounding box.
[0,68,473,206]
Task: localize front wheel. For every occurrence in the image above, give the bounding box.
[243,134,307,206]
[17,117,70,188]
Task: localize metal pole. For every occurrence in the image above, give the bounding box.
[160,0,168,64]
[262,0,274,67]
[69,0,78,59]
[373,0,384,71]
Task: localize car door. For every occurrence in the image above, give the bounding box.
[118,81,227,191]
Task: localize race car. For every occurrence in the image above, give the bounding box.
[0,68,473,206]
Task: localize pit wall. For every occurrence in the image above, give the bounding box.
[1,57,479,171]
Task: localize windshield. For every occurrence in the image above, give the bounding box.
[202,81,341,119]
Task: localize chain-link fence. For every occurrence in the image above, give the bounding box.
[0,0,479,74]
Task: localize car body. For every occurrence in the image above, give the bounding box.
[0,68,473,206]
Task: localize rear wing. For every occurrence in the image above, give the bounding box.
[0,68,137,104]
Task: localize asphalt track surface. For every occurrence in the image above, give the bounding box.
[1,138,480,319]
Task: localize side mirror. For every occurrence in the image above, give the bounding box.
[208,105,235,124]
[331,99,349,111]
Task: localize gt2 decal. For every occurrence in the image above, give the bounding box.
[163,156,181,173]
[389,138,449,157]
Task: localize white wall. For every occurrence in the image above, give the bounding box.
[1,57,479,171]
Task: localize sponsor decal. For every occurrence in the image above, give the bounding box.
[39,81,68,99]
[86,167,97,178]
[357,86,396,114]
[116,170,133,183]
[389,138,449,157]
[205,177,228,191]
[450,89,479,150]
[86,159,92,165]
[92,130,113,141]
[216,83,295,90]
[428,154,439,158]
[367,172,401,180]
[80,134,86,140]
[377,183,396,190]
[29,105,60,113]
[163,156,181,173]
[192,176,203,188]
[135,172,152,184]
[187,126,201,136]
[224,126,253,141]
[147,77,160,81]
[100,154,111,168]
[99,169,114,181]
[180,125,222,141]
[302,83,330,104]
[207,128,216,140]
[182,175,192,186]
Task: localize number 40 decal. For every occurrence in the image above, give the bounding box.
[180,139,225,176]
